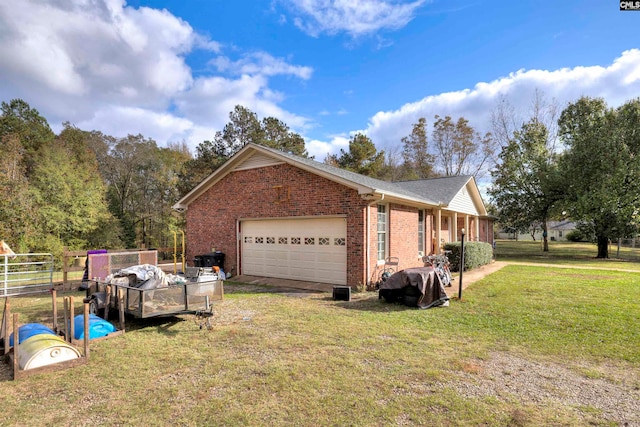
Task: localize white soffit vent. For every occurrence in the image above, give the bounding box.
[234,152,284,171]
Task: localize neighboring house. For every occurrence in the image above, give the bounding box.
[496,220,577,241]
[173,143,493,288]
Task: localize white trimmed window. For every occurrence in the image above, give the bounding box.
[377,204,387,261]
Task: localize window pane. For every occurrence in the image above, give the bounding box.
[377,204,387,261]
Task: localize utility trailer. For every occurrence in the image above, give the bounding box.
[84,266,223,322]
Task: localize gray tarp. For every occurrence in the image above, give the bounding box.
[378,267,449,309]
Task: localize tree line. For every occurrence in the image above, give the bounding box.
[2,94,639,261]
[325,115,496,181]
[0,102,309,261]
[489,96,640,258]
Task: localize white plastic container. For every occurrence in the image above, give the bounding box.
[18,334,81,370]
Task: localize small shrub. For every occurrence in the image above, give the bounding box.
[444,241,493,272]
[566,230,586,242]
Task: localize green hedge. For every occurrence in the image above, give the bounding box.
[443,241,493,272]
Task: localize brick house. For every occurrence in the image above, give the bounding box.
[173,143,493,288]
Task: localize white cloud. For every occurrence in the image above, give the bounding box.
[305,135,350,159]
[2,0,640,172]
[284,0,427,37]
[175,74,310,134]
[0,0,195,116]
[76,105,195,144]
[0,0,311,152]
[360,49,640,153]
[210,52,313,79]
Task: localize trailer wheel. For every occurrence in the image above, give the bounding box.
[88,298,100,316]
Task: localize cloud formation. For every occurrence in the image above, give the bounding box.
[0,0,311,146]
[285,0,427,37]
[211,52,313,80]
[1,1,639,165]
[364,49,640,154]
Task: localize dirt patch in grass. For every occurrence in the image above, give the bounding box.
[439,351,640,426]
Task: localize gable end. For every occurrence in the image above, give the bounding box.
[233,152,285,171]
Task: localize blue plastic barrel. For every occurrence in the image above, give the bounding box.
[73,314,117,340]
[8,323,56,347]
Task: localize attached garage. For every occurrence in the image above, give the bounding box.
[240,217,347,285]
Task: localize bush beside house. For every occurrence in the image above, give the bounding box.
[445,241,493,272]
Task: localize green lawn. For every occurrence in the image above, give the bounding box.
[495,239,640,269]
[1,254,638,426]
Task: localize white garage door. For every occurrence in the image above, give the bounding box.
[241,218,347,285]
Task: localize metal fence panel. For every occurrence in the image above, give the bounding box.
[1,253,54,297]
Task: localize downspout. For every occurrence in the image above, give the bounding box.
[365,194,384,288]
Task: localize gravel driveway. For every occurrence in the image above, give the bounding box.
[439,351,639,426]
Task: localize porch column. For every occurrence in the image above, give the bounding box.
[475,216,480,242]
[436,208,442,254]
[453,212,458,242]
[464,215,469,240]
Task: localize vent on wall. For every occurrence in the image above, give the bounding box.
[234,153,284,171]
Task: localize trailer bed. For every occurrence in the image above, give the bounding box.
[88,279,223,318]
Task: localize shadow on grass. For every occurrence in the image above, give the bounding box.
[227,284,435,313]
[122,315,186,335]
[319,293,422,313]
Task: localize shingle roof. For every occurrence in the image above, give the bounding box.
[256,144,440,204]
[175,143,482,210]
[392,176,473,205]
[548,220,577,230]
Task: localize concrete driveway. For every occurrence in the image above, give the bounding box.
[229,261,509,295]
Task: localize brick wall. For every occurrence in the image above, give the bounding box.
[456,217,477,241]
[368,204,379,285]
[368,203,427,287]
[185,163,369,286]
[389,203,422,270]
[426,209,435,255]
[479,218,494,244]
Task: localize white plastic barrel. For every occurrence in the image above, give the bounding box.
[18,334,81,370]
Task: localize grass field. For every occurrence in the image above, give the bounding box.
[494,239,640,269]
[0,242,639,426]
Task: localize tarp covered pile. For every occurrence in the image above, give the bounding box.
[105,264,186,290]
[378,267,450,309]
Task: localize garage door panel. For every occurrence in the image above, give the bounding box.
[242,218,346,285]
[290,252,316,262]
[317,253,345,263]
[289,266,310,276]
[265,250,288,260]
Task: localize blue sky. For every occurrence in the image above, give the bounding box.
[1,0,639,162]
